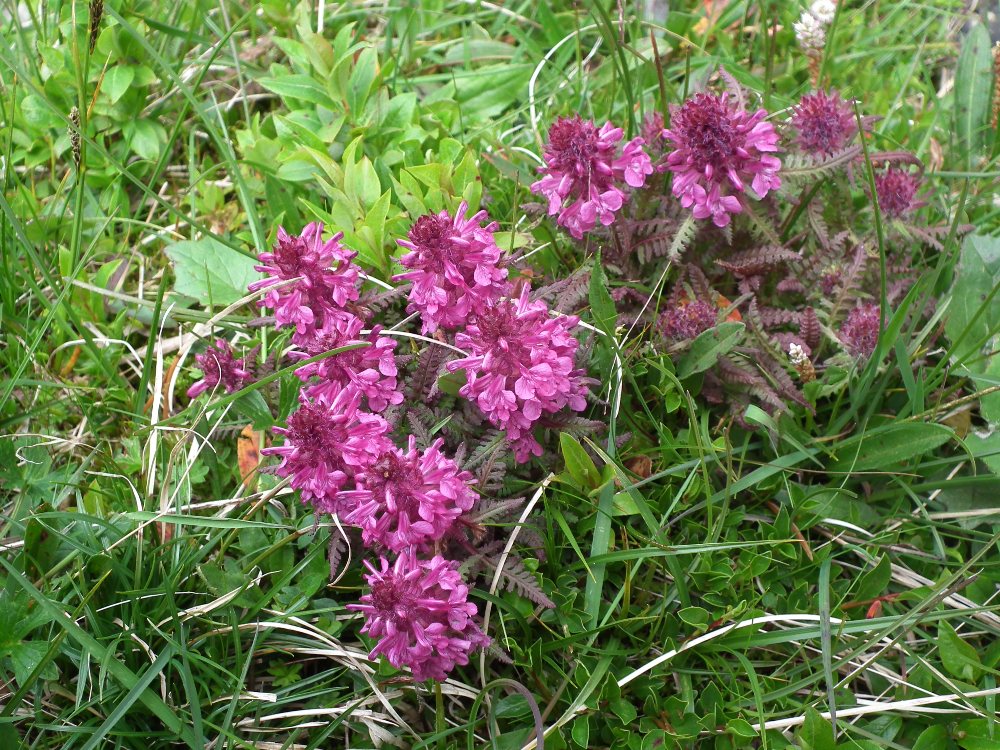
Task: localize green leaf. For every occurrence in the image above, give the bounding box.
[166,237,258,306]
[938,620,982,682]
[798,707,836,750]
[678,606,710,629]
[954,22,995,170]
[258,75,335,108]
[233,391,273,429]
[829,422,952,473]
[854,555,891,603]
[7,641,55,686]
[913,726,950,750]
[560,433,600,490]
[676,322,745,379]
[0,558,196,745]
[102,65,135,105]
[588,253,617,334]
[945,234,1000,371]
[127,119,163,161]
[347,47,379,116]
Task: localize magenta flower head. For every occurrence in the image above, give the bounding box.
[792,90,857,156]
[249,223,360,345]
[531,116,653,239]
[186,339,254,399]
[394,202,511,334]
[664,92,782,227]
[349,552,490,682]
[292,315,403,413]
[263,387,392,516]
[840,303,880,358]
[446,286,591,462]
[659,300,717,341]
[347,437,478,553]
[873,167,925,218]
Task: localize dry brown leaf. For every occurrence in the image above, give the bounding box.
[238,425,261,490]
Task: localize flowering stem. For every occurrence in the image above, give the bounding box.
[435,682,445,750]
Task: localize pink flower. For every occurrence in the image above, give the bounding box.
[446,286,590,462]
[347,437,478,552]
[664,92,782,227]
[249,223,360,346]
[263,387,392,516]
[791,90,857,156]
[840,303,880,358]
[349,552,490,682]
[186,339,254,399]
[531,116,652,239]
[292,315,403,413]
[394,203,510,334]
[873,167,925,218]
[659,300,717,341]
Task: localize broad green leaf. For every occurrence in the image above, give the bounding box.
[234,391,273,429]
[913,726,949,750]
[166,237,258,306]
[945,234,1000,371]
[954,22,995,169]
[829,422,952,473]
[347,46,379,116]
[798,707,836,750]
[938,620,982,682]
[854,555,891,603]
[7,641,55,685]
[258,75,335,108]
[127,119,163,161]
[676,322,745,379]
[560,433,600,490]
[102,65,135,105]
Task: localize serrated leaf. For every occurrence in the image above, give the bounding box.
[166,237,258,306]
[954,22,994,170]
[676,322,744,379]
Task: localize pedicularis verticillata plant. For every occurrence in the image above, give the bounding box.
[186,67,963,682]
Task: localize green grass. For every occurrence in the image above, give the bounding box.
[2,0,1000,748]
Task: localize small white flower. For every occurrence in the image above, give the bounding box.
[788,343,808,366]
[794,12,826,53]
[809,0,838,25]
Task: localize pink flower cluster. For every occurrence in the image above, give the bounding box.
[840,303,880,358]
[663,92,782,227]
[248,223,360,346]
[394,202,511,333]
[447,287,590,462]
[531,116,653,238]
[245,222,501,683]
[396,204,592,462]
[349,553,491,682]
[792,89,857,156]
[186,339,255,399]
